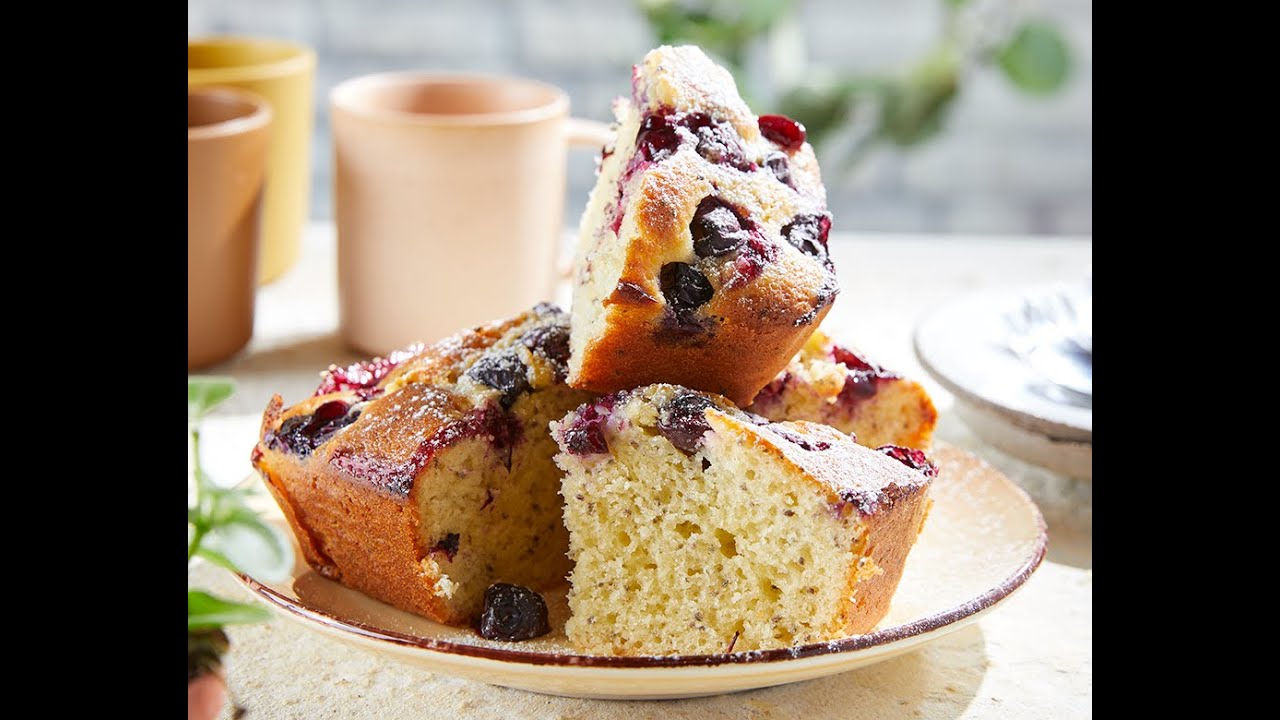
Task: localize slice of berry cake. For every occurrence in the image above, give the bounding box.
[551,384,935,656]
[749,330,938,449]
[251,304,594,626]
[568,45,839,407]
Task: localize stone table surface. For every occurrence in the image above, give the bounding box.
[190,222,1092,719]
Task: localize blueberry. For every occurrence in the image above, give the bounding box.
[658,392,717,454]
[467,354,531,409]
[691,196,752,257]
[659,262,714,313]
[478,583,551,641]
[684,112,751,170]
[521,324,571,367]
[265,400,361,457]
[430,533,461,561]
[781,214,832,261]
[764,152,793,188]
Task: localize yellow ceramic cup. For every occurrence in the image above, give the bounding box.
[188,36,315,285]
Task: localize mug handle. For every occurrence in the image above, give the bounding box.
[558,117,617,279]
[566,117,615,148]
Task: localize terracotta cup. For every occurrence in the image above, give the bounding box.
[188,87,272,369]
[188,36,315,284]
[331,72,613,355]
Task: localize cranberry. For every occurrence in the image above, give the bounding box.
[477,583,551,641]
[636,110,681,162]
[758,114,807,152]
[876,445,939,478]
[467,355,531,409]
[659,262,714,313]
[831,345,881,374]
[430,533,461,561]
[658,393,717,454]
[314,345,422,398]
[685,112,752,170]
[561,402,611,456]
[764,152,793,188]
[729,235,778,286]
[782,214,832,262]
[265,400,360,457]
[691,196,752,257]
[829,344,899,405]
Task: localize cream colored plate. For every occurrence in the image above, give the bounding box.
[236,443,1045,700]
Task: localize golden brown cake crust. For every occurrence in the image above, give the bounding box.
[575,285,831,408]
[255,401,455,621]
[568,46,837,407]
[708,412,932,637]
[251,305,585,626]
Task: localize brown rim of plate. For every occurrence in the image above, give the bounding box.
[235,511,1047,669]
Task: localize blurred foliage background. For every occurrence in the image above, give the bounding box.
[189,0,1090,236]
[641,0,1070,169]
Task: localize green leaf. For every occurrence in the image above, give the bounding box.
[943,0,971,7]
[998,21,1071,94]
[188,590,271,629]
[198,505,295,582]
[879,50,960,147]
[188,376,236,425]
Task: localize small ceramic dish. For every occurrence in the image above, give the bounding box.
[914,285,1092,479]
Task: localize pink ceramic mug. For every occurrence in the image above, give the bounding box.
[331,72,612,355]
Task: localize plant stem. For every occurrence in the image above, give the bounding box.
[189,427,205,562]
[188,526,206,562]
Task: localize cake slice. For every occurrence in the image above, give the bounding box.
[568,45,839,406]
[551,384,935,656]
[251,304,594,625]
[749,330,938,449]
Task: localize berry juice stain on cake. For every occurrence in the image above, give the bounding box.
[747,331,938,451]
[552,383,934,656]
[252,305,594,627]
[567,45,841,406]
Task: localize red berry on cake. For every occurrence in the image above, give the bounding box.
[252,304,594,626]
[749,330,939,449]
[551,384,934,656]
[567,45,839,407]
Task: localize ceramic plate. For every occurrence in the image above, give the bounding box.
[236,444,1046,700]
[914,285,1093,479]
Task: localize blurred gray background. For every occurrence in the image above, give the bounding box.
[187,0,1091,236]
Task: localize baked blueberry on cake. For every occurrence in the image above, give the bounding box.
[750,330,938,449]
[551,384,934,656]
[251,304,594,626]
[568,45,839,406]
